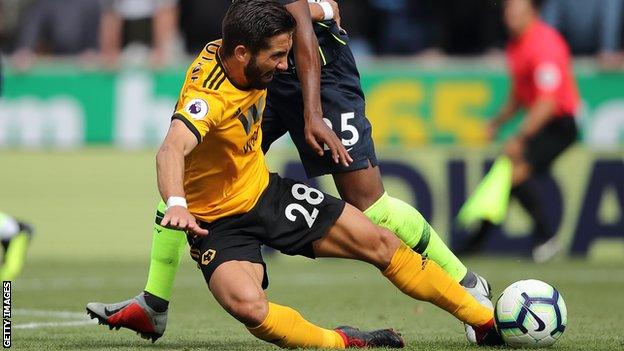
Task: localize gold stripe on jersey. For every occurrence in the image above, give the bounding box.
[171,39,270,223]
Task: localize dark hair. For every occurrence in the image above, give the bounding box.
[222,0,296,57]
[526,0,545,9]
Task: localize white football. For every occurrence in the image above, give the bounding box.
[495,279,567,348]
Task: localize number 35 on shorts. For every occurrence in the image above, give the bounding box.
[285,184,325,228]
[323,112,360,150]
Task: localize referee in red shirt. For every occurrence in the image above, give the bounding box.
[460,0,579,262]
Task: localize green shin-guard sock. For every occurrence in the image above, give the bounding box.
[364,192,468,282]
[457,156,513,228]
[144,201,188,301]
[0,233,30,281]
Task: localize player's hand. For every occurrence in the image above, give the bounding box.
[504,135,526,159]
[487,120,500,140]
[304,117,353,167]
[160,206,209,236]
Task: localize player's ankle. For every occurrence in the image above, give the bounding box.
[460,271,477,288]
[143,291,169,313]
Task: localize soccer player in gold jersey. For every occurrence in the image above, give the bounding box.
[87,1,503,348]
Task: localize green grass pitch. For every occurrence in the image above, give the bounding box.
[2,149,623,350]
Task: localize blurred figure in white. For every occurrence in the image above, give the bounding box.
[0,212,34,281]
[11,0,101,71]
[99,0,178,69]
[542,0,624,70]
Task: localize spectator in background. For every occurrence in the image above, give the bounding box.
[11,0,101,70]
[542,0,624,70]
[178,0,229,55]
[0,0,36,53]
[331,0,374,56]
[99,0,177,69]
[435,0,506,55]
[368,0,421,55]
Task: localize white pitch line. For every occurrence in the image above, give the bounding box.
[15,320,97,330]
[13,309,89,319]
[12,309,96,330]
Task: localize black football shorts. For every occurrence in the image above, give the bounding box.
[186,173,345,289]
[525,117,577,174]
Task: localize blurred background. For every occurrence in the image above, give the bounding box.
[2,0,622,257]
[0,1,623,348]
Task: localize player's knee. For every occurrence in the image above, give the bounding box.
[342,191,380,212]
[369,227,401,269]
[226,290,269,327]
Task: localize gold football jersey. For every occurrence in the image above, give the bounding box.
[172,40,269,223]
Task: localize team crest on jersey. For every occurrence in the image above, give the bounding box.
[201,249,216,265]
[185,99,209,120]
[535,62,561,92]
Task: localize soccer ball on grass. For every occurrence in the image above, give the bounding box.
[495,279,567,348]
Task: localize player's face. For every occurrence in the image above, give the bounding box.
[244,32,292,89]
[504,0,534,36]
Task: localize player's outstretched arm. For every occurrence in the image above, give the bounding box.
[156,119,208,236]
[285,0,352,166]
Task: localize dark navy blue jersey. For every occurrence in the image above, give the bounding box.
[263,43,377,178]
[276,0,349,67]
[311,20,348,66]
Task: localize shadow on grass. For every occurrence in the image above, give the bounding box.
[35,339,268,351]
[25,336,489,351]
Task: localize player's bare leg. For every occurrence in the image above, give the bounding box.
[208,260,403,349]
[332,163,493,317]
[332,162,385,211]
[313,204,503,346]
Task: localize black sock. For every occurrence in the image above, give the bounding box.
[143,291,169,313]
[1,240,9,263]
[459,271,477,288]
[511,181,552,246]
